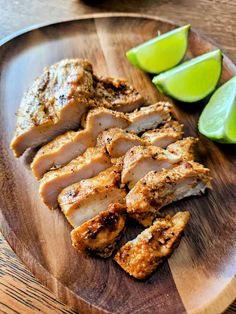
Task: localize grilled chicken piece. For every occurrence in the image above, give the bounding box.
[141,120,183,148]
[97,120,184,161]
[31,108,129,179]
[71,203,126,258]
[39,146,112,209]
[59,166,126,227]
[167,136,198,160]
[126,102,171,133]
[122,137,197,188]
[97,128,145,158]
[32,102,172,179]
[114,211,190,279]
[11,59,144,158]
[126,161,211,227]
[94,76,144,112]
[11,59,95,157]
[122,146,181,189]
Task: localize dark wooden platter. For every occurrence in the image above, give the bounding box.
[0,13,235,314]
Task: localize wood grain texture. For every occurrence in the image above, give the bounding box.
[1,233,235,314]
[0,234,76,314]
[0,12,235,314]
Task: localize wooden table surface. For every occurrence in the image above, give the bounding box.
[0,1,235,313]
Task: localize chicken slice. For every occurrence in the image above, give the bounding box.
[31,108,129,179]
[59,166,126,227]
[141,120,183,148]
[71,203,126,258]
[11,59,95,157]
[114,211,190,279]
[94,76,144,112]
[11,59,145,158]
[97,128,145,158]
[39,146,112,209]
[126,161,211,227]
[167,136,198,160]
[32,101,172,179]
[97,120,184,160]
[126,102,171,133]
[122,137,197,188]
[122,146,180,189]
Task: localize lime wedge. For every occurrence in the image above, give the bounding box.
[127,25,190,74]
[198,76,236,143]
[152,50,222,102]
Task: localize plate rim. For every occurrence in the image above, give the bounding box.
[0,13,235,314]
[0,12,182,46]
[1,12,235,73]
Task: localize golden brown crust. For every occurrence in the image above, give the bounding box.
[11,59,95,156]
[141,120,183,148]
[122,145,164,175]
[11,60,144,157]
[126,161,212,227]
[167,137,199,161]
[39,146,112,209]
[31,103,173,179]
[58,165,126,227]
[71,203,127,258]
[94,76,144,112]
[31,108,129,179]
[59,165,122,210]
[126,102,172,133]
[97,128,144,158]
[114,211,190,279]
[121,137,197,188]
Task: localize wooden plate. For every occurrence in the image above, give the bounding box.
[0,13,235,314]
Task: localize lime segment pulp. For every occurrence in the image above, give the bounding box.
[152,50,222,102]
[126,24,190,74]
[198,76,236,143]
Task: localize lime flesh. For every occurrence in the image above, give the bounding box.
[198,76,236,143]
[152,50,222,102]
[127,25,190,74]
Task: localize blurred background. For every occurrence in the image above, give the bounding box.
[0,0,235,64]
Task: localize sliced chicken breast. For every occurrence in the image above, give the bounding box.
[32,101,172,179]
[71,203,126,258]
[97,128,145,158]
[39,146,112,209]
[11,58,144,157]
[97,120,183,160]
[141,120,183,148]
[126,161,211,227]
[59,166,126,227]
[114,211,190,279]
[122,137,197,188]
[167,136,198,160]
[126,102,171,133]
[122,146,181,189]
[31,108,129,179]
[11,59,95,157]
[94,76,144,112]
